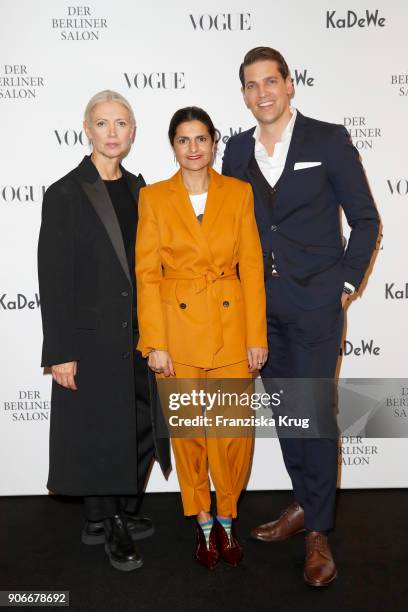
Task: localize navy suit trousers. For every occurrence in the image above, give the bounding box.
[261,277,344,532]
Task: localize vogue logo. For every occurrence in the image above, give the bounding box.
[54,129,90,146]
[326,10,386,28]
[0,185,47,203]
[387,179,408,196]
[0,293,40,310]
[189,13,251,31]
[123,72,185,89]
[385,283,408,299]
[340,339,380,357]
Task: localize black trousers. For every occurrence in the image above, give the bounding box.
[84,346,155,521]
[261,277,344,532]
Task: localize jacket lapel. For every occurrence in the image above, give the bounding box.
[201,167,224,238]
[275,112,307,199]
[77,156,131,286]
[234,128,273,228]
[168,168,226,257]
[168,170,211,255]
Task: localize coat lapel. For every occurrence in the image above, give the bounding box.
[77,156,131,286]
[201,167,224,238]
[168,168,225,257]
[122,166,146,213]
[168,170,210,255]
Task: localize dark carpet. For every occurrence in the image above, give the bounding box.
[1,490,407,612]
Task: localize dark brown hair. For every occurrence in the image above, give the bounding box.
[168,106,216,145]
[239,47,290,87]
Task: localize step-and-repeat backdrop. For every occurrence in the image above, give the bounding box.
[1,0,407,495]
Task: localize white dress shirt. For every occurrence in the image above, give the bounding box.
[253,108,297,187]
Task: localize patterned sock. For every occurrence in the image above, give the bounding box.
[198,517,214,547]
[217,515,232,539]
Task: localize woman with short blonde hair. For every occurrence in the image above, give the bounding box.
[38,90,170,572]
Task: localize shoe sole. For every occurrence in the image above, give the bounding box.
[220,557,242,567]
[81,526,155,546]
[81,532,105,546]
[194,558,218,570]
[251,528,305,542]
[303,570,338,587]
[104,543,143,572]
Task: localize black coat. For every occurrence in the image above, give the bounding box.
[38,156,170,495]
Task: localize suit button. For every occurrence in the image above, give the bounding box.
[223,300,230,308]
[122,351,130,359]
[122,321,128,328]
[179,303,187,309]
[271,225,277,232]
[121,291,129,297]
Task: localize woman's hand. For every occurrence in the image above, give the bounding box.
[148,350,175,376]
[247,347,268,372]
[51,361,78,390]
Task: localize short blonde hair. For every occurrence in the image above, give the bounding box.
[84,90,136,128]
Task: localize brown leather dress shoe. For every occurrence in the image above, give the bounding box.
[194,522,219,570]
[250,501,305,542]
[304,531,337,587]
[214,519,243,567]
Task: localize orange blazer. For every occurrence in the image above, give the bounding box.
[136,167,267,369]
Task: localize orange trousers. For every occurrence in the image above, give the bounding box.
[157,360,254,517]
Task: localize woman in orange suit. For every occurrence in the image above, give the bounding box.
[136,107,267,569]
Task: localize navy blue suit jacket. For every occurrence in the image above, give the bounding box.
[222,111,380,309]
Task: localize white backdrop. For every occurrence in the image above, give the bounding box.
[1,0,407,495]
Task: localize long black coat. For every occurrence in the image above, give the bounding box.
[38,156,170,495]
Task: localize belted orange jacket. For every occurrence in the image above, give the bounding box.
[136,167,267,369]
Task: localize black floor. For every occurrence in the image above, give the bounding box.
[1,490,408,612]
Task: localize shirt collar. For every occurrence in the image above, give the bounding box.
[253,107,297,146]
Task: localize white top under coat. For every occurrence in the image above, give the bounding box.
[189,192,207,218]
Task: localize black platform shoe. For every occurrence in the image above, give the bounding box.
[103,514,143,571]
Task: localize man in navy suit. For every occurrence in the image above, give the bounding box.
[222,47,379,586]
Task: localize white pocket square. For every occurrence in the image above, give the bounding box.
[294,161,322,170]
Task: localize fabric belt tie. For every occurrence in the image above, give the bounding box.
[163,267,237,355]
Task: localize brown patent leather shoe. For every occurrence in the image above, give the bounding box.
[214,519,243,567]
[304,531,337,587]
[194,522,219,570]
[250,501,305,542]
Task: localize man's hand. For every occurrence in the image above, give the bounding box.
[247,347,268,372]
[148,350,175,376]
[51,361,78,390]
